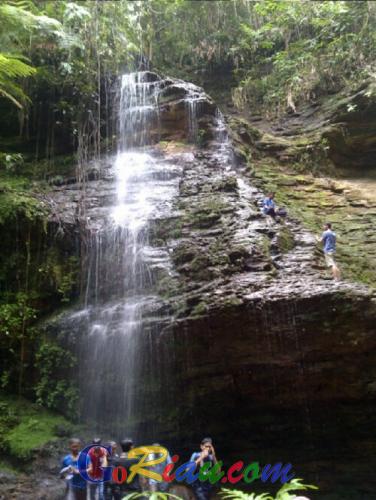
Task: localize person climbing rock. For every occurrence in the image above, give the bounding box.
[109,438,140,499]
[60,438,87,500]
[190,437,218,500]
[319,223,341,280]
[88,438,108,500]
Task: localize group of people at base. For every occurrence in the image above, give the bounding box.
[61,436,217,500]
[261,192,340,281]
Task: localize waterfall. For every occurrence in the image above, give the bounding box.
[185,83,205,144]
[118,72,161,150]
[54,70,222,441]
[72,72,181,438]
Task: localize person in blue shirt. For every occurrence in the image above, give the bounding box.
[147,443,173,492]
[190,437,218,500]
[319,223,340,280]
[262,192,276,218]
[60,438,87,500]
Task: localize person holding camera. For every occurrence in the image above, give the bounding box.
[190,437,218,500]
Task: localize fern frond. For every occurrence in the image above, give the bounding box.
[0,54,36,78]
[0,87,22,109]
[0,53,35,108]
[220,488,273,500]
[0,4,61,32]
[220,488,252,500]
[122,494,143,500]
[275,478,318,499]
[122,493,184,500]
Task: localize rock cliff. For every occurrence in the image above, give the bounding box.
[4,73,376,499]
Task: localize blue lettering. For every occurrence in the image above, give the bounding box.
[175,461,199,484]
[261,462,295,484]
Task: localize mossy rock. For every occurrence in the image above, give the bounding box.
[172,242,200,265]
[276,226,296,253]
[214,175,238,192]
[0,393,69,461]
[191,301,209,317]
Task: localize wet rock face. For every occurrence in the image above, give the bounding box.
[0,438,68,500]
[103,138,375,497]
[116,71,218,145]
[234,79,376,171]
[322,81,376,169]
[42,73,376,499]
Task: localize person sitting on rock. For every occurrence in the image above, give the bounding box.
[261,192,287,222]
[319,222,341,281]
[262,192,277,218]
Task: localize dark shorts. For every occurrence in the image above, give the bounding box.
[193,482,213,500]
[264,207,276,218]
[70,487,87,500]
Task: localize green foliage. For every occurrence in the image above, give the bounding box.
[220,478,318,500]
[232,1,376,114]
[39,253,79,303]
[0,174,46,223]
[0,152,24,173]
[123,493,183,500]
[0,1,61,108]
[34,341,79,416]
[0,293,37,338]
[274,478,318,499]
[1,0,372,161]
[0,54,36,109]
[0,292,38,390]
[6,414,63,460]
[0,392,68,461]
[0,190,44,222]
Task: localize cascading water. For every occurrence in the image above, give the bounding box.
[70,72,184,438]
[118,73,161,150]
[56,70,226,442]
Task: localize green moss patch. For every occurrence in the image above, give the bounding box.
[0,173,47,224]
[247,157,376,286]
[0,393,68,461]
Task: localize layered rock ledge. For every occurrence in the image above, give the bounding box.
[33,74,376,499]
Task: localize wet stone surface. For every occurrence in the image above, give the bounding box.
[16,73,376,499]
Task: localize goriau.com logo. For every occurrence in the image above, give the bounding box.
[78,445,295,485]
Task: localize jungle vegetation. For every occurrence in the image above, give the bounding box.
[0,0,375,409]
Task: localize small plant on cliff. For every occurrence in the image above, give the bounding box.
[220,478,318,500]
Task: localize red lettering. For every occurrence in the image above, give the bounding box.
[227,461,244,484]
[162,454,179,482]
[112,466,127,484]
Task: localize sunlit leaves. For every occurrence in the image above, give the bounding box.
[233,0,376,114]
[220,478,318,500]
